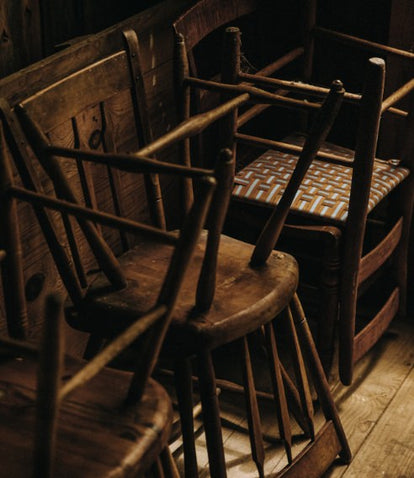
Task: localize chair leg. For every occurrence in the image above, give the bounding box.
[394,180,414,317]
[280,363,313,436]
[315,291,339,378]
[149,457,165,478]
[160,446,181,478]
[197,349,227,478]
[315,233,341,377]
[264,321,293,463]
[291,294,352,463]
[256,325,313,435]
[83,334,105,359]
[174,358,199,478]
[282,307,315,439]
[239,335,265,478]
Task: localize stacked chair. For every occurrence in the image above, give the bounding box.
[0,288,182,477]
[174,0,414,384]
[0,109,215,478]
[0,26,351,478]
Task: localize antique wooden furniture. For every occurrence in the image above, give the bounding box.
[4,26,349,478]
[160,32,348,477]
[174,0,414,385]
[0,290,181,477]
[0,68,217,472]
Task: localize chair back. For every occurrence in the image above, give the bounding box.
[173,0,306,141]
[0,29,170,339]
[6,19,342,329]
[0,92,218,393]
[174,0,414,387]
[175,24,345,266]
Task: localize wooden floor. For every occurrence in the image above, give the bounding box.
[170,315,414,477]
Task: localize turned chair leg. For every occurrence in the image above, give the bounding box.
[264,321,293,463]
[160,446,181,478]
[239,335,265,478]
[315,241,341,377]
[291,294,352,463]
[197,349,227,478]
[394,181,414,317]
[282,307,315,439]
[174,358,199,478]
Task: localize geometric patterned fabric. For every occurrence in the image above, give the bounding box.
[233,133,409,223]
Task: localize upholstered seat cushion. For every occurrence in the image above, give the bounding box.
[233,133,409,223]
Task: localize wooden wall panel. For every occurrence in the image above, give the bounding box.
[0,0,164,77]
[0,0,42,78]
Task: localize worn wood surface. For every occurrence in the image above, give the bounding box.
[66,232,297,348]
[0,356,173,477]
[340,366,414,477]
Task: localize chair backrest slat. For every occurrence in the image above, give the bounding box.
[20,28,166,247]
[22,52,132,133]
[0,101,84,307]
[195,149,235,311]
[15,104,128,290]
[122,29,166,229]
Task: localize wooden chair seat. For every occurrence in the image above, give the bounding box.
[0,354,172,477]
[233,133,409,223]
[68,232,298,351]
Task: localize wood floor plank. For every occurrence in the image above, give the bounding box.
[219,398,285,477]
[341,365,414,477]
[325,317,414,477]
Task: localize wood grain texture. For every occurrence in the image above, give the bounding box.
[66,232,298,345]
[341,365,414,477]
[0,356,173,477]
[327,318,414,477]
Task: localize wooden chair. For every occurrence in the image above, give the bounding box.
[0,290,181,477]
[0,73,218,473]
[174,0,414,385]
[172,30,348,476]
[7,28,349,478]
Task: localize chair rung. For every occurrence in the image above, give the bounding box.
[358,218,403,285]
[277,421,344,478]
[353,287,399,363]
